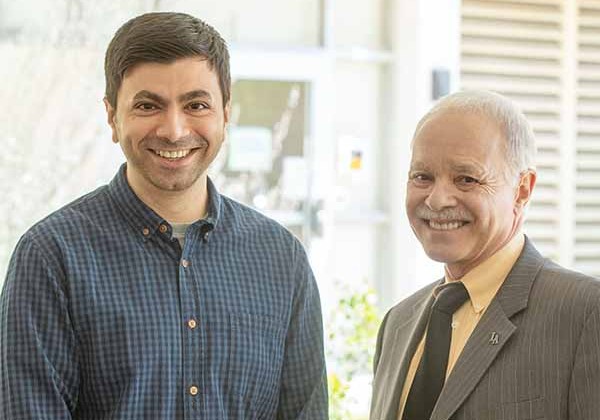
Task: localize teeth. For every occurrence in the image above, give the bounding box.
[154,149,191,159]
[428,220,466,231]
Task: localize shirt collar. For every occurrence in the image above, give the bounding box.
[204,175,222,231]
[107,163,222,239]
[437,233,525,314]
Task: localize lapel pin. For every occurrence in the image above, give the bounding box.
[489,332,500,345]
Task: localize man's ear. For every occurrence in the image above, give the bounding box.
[515,169,537,209]
[103,98,119,144]
[224,101,231,125]
[223,101,231,140]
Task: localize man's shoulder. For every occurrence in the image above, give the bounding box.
[385,280,439,325]
[23,185,111,245]
[218,194,298,243]
[516,237,600,302]
[534,258,600,304]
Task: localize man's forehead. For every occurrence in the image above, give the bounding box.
[409,157,487,174]
[121,58,219,90]
[123,56,211,76]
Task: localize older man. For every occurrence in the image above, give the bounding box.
[370,90,600,420]
[0,12,327,419]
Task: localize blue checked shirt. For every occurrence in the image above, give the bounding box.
[0,165,328,419]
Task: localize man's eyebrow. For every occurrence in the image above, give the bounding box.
[178,90,213,103]
[131,90,213,106]
[132,90,167,106]
[409,161,429,171]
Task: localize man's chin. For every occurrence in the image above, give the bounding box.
[421,245,462,265]
[147,173,204,193]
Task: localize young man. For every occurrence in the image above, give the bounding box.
[371,90,600,420]
[1,12,327,419]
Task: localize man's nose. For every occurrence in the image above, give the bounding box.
[155,109,191,141]
[424,181,458,211]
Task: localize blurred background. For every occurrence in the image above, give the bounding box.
[1,0,599,417]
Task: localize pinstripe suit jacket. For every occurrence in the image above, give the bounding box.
[370,238,600,420]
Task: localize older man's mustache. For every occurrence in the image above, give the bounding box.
[415,206,474,222]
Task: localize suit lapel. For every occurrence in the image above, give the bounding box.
[430,237,545,420]
[431,300,516,420]
[380,287,437,420]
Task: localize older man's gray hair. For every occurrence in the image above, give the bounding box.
[413,90,537,181]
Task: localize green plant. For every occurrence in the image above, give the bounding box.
[326,280,380,420]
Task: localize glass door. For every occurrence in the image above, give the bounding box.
[213,48,334,252]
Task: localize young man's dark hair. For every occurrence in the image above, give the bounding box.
[104,12,231,109]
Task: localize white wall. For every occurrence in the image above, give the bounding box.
[376,0,461,309]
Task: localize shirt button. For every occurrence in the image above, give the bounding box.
[189,385,199,396]
[203,232,210,241]
[188,319,197,329]
[142,227,150,236]
[181,259,190,268]
[159,224,168,234]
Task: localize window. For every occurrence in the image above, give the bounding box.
[460,0,600,277]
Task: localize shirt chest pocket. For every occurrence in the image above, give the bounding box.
[225,312,287,405]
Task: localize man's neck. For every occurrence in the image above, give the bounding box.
[445,230,523,280]
[127,172,209,224]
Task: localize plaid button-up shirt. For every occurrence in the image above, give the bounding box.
[1,164,328,419]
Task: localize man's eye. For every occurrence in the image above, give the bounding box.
[458,176,479,184]
[187,102,207,111]
[135,102,157,111]
[411,173,431,182]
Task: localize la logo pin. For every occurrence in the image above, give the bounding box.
[489,332,500,345]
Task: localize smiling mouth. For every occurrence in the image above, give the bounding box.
[426,219,469,231]
[152,149,194,160]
